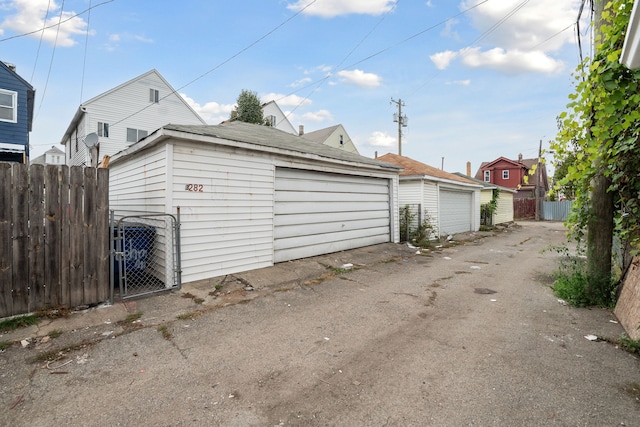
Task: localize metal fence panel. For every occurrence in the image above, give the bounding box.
[542,200,573,221]
[111,213,181,300]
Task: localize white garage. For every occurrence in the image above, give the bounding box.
[376,153,482,237]
[439,189,474,235]
[274,168,392,262]
[109,122,400,284]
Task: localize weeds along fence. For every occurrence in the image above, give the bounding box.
[0,162,109,318]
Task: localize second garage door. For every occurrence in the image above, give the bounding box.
[439,189,472,235]
[274,168,391,262]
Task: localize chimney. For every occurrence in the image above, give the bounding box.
[518,153,523,163]
[298,125,304,136]
[466,161,471,176]
[3,62,16,71]
[375,151,378,159]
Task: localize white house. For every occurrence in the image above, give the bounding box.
[30,145,65,165]
[454,172,516,225]
[108,121,400,284]
[302,124,359,154]
[377,153,482,236]
[60,69,207,167]
[261,100,298,135]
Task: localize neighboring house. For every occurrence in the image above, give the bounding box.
[30,145,65,165]
[262,100,297,135]
[0,61,35,163]
[108,121,400,284]
[377,153,482,236]
[453,172,516,225]
[474,154,549,199]
[302,124,359,154]
[60,69,207,167]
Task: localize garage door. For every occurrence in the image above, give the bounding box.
[274,168,391,262]
[439,189,472,235]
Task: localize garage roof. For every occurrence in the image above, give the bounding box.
[111,121,400,172]
[377,153,482,187]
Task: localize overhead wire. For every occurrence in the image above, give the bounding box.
[36,0,66,120]
[30,0,52,81]
[80,0,93,102]
[109,0,318,130]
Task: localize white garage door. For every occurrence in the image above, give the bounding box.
[274,168,391,262]
[439,189,472,235]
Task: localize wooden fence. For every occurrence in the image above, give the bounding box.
[513,198,536,219]
[0,163,109,318]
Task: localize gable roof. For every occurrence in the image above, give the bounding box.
[111,121,401,172]
[452,172,517,193]
[377,153,481,187]
[60,69,206,143]
[303,124,341,143]
[474,156,534,180]
[30,146,65,165]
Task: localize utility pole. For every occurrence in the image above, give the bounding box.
[535,139,542,221]
[391,98,408,156]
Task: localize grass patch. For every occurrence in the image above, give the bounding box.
[176,311,200,320]
[49,329,63,339]
[123,311,143,324]
[157,325,171,340]
[193,297,205,304]
[31,340,94,363]
[215,284,223,291]
[0,314,40,333]
[552,267,591,307]
[0,340,12,351]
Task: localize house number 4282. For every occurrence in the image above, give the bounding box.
[185,184,204,192]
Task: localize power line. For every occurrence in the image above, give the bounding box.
[80,0,93,102]
[0,0,114,44]
[30,0,52,81]
[36,0,66,120]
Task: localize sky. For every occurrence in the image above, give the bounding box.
[0,0,588,175]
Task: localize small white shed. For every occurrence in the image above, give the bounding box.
[108,122,400,284]
[377,153,482,236]
[453,173,516,225]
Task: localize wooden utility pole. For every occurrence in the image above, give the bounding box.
[535,139,542,221]
[391,98,407,156]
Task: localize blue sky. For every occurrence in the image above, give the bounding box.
[0,0,586,174]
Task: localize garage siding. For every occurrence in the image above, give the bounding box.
[439,189,472,235]
[274,168,391,262]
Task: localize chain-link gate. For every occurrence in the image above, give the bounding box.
[110,212,181,301]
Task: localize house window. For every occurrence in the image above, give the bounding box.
[97,122,109,137]
[502,170,509,179]
[339,135,344,146]
[268,115,276,127]
[483,170,490,182]
[150,88,159,103]
[0,89,17,123]
[126,128,148,142]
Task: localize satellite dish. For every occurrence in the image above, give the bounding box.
[84,132,99,148]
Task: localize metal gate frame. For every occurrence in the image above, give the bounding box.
[110,211,181,301]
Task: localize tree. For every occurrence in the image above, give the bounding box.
[232,89,264,125]
[552,152,577,200]
[552,0,640,305]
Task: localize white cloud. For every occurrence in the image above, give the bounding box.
[287,0,397,17]
[105,32,154,51]
[430,0,579,74]
[300,109,333,122]
[261,93,312,108]
[289,77,312,88]
[446,79,471,86]
[337,69,382,87]
[460,47,565,74]
[430,50,458,70]
[368,131,395,147]
[180,93,234,124]
[0,0,88,47]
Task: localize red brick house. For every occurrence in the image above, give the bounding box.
[474,154,549,199]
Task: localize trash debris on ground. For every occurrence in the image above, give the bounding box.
[407,243,416,249]
[557,299,567,306]
[444,256,452,260]
[490,299,497,302]
[341,263,353,269]
[584,334,599,341]
[609,319,619,324]
[474,288,497,294]
[20,339,30,348]
[470,266,481,270]
[244,286,254,291]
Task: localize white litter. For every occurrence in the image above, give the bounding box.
[470,266,481,270]
[609,320,619,324]
[407,243,416,249]
[443,256,452,260]
[490,299,497,302]
[324,337,330,341]
[557,299,567,306]
[446,235,453,241]
[20,339,30,348]
[101,331,114,337]
[416,250,421,255]
[341,263,353,269]
[584,334,598,341]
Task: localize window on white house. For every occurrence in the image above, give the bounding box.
[268,115,276,127]
[97,122,109,137]
[339,135,344,146]
[150,89,159,103]
[0,89,17,123]
[126,128,148,142]
[483,170,490,182]
[502,170,509,179]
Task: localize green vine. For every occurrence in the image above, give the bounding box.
[553,0,640,253]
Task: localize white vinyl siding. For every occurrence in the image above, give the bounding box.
[494,191,514,224]
[274,168,391,262]
[172,143,275,283]
[439,189,473,235]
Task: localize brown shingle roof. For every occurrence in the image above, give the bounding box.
[377,153,478,185]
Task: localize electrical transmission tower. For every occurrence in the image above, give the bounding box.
[391,98,408,155]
